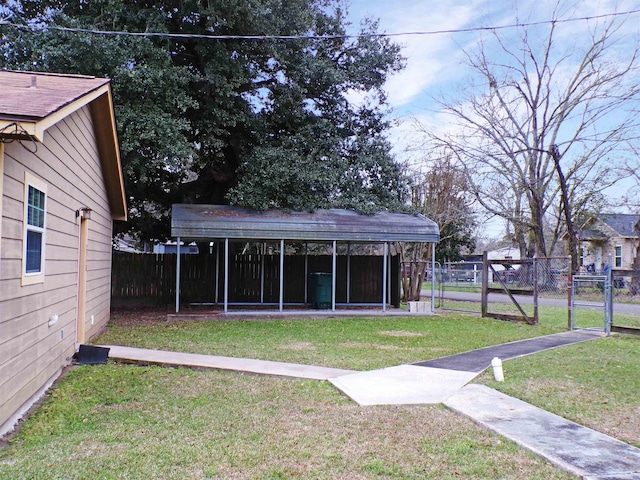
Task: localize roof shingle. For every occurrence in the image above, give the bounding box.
[600,214,640,237]
[0,70,109,121]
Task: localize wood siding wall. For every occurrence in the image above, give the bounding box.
[0,105,114,434]
[111,251,401,307]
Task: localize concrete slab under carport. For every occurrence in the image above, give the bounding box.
[167,307,437,321]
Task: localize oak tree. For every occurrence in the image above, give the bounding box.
[1,0,407,244]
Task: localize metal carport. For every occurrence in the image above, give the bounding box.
[171,204,440,313]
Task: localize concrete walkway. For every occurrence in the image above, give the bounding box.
[416,330,601,372]
[445,385,640,480]
[100,331,640,479]
[104,345,353,380]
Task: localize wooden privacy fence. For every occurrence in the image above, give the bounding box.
[111,253,192,306]
[111,252,400,308]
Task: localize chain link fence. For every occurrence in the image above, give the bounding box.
[403,257,571,317]
[400,261,483,313]
[403,256,639,330]
[536,257,572,300]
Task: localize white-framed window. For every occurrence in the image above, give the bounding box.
[614,245,623,268]
[22,172,47,285]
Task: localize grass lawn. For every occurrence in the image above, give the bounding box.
[95,308,568,371]
[1,306,638,479]
[478,334,640,448]
[0,364,572,479]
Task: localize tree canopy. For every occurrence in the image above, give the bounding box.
[1,0,407,243]
[409,154,476,262]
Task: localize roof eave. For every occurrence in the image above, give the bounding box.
[1,82,127,221]
[174,227,439,243]
[89,88,127,221]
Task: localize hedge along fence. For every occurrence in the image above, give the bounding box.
[111,252,401,308]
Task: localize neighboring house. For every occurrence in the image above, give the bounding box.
[576,214,639,276]
[113,235,200,254]
[153,240,199,254]
[0,71,126,436]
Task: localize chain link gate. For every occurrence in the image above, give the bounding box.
[570,269,613,334]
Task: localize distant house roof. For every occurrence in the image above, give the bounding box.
[0,70,126,221]
[171,204,440,243]
[598,214,640,237]
[487,246,521,260]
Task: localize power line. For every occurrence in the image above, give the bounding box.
[1,9,639,41]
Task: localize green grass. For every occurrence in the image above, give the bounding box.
[0,364,573,479]
[440,301,640,329]
[2,307,639,478]
[96,309,566,371]
[479,334,640,448]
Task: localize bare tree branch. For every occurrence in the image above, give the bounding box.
[419,3,640,261]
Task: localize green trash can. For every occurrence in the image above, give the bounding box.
[310,273,332,309]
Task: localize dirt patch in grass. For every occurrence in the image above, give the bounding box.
[110,307,169,326]
[339,342,403,351]
[278,342,317,351]
[378,330,426,337]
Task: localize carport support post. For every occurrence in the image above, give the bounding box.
[346,243,351,304]
[279,239,284,312]
[261,242,266,304]
[382,242,388,312]
[388,250,392,305]
[175,236,181,313]
[215,241,219,304]
[304,243,308,304]
[224,238,229,313]
[332,240,337,311]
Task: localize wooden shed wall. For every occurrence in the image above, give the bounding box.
[0,105,114,434]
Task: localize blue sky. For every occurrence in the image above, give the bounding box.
[345,0,640,160]
[345,0,640,236]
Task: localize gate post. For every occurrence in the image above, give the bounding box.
[606,254,613,335]
[533,257,539,325]
[481,251,488,318]
[567,256,572,331]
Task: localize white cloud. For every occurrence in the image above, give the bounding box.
[348,0,640,111]
[346,0,640,169]
[348,0,490,108]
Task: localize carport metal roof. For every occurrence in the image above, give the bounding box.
[171,204,440,243]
